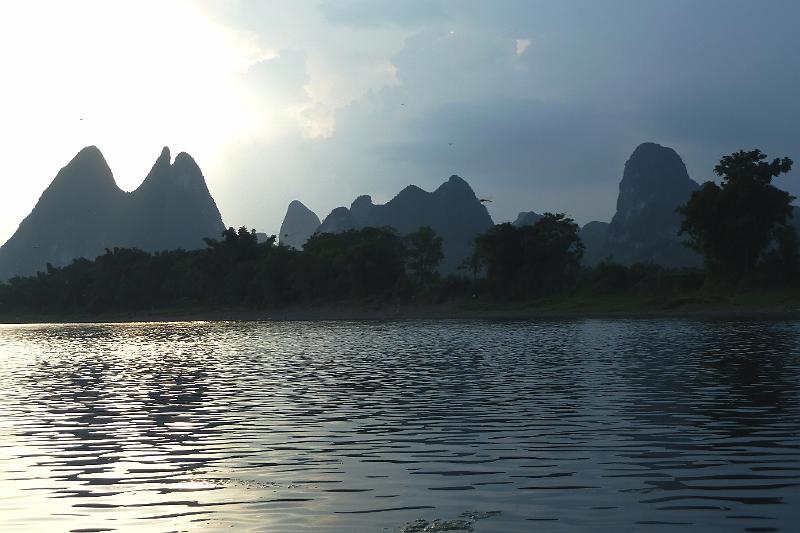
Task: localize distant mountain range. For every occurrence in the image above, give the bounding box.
[285,142,705,270]
[280,142,800,271]
[312,175,494,272]
[3,141,798,280]
[0,146,224,280]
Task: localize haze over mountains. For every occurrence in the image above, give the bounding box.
[281,142,712,271]
[313,176,494,272]
[0,146,224,281]
[2,141,797,281]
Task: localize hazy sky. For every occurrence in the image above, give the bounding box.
[1,0,799,244]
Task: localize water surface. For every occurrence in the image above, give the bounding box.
[1,319,799,532]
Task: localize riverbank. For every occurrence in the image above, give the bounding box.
[3,290,800,324]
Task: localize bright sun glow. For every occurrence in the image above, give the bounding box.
[0,0,271,194]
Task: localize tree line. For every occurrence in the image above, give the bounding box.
[0,149,795,316]
[0,226,454,314]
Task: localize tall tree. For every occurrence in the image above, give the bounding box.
[678,150,794,279]
[476,213,583,296]
[405,226,444,284]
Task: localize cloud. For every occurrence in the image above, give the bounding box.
[319,0,446,27]
[245,50,308,103]
[5,0,799,245]
[203,0,800,233]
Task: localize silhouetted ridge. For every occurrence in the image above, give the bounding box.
[513,211,543,227]
[279,200,321,249]
[394,185,427,202]
[135,146,172,194]
[0,146,225,280]
[172,152,206,188]
[319,206,356,233]
[612,142,697,226]
[433,175,477,200]
[155,146,171,168]
[128,148,224,253]
[0,146,128,280]
[582,142,702,267]
[49,145,120,194]
[317,174,493,272]
[350,195,374,223]
[444,174,471,188]
[579,221,611,265]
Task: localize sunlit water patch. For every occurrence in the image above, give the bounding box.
[1,319,799,532]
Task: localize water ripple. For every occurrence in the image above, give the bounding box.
[0,319,799,531]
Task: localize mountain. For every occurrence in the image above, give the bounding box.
[512,211,543,227]
[583,142,702,267]
[278,200,321,249]
[317,175,494,272]
[0,147,127,280]
[579,221,611,265]
[127,147,224,252]
[0,146,225,280]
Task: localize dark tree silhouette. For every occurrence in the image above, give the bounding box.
[458,248,483,282]
[476,213,583,296]
[678,150,794,279]
[405,226,444,284]
[300,227,407,298]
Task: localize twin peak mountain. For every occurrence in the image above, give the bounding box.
[1,142,717,280]
[0,146,224,280]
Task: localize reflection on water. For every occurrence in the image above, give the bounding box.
[0,319,799,532]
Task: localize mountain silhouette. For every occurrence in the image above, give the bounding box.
[582,142,702,267]
[127,147,224,253]
[317,175,493,272]
[512,211,543,227]
[0,146,224,280]
[579,221,611,265]
[278,200,321,249]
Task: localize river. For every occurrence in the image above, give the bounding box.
[1,319,798,532]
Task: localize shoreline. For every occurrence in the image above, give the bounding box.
[3,300,800,325]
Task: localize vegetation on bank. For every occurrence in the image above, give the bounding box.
[0,149,797,319]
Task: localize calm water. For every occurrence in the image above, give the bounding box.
[1,319,799,532]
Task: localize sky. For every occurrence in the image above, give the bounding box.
[1,0,799,244]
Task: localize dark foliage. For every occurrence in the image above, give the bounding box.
[404,226,444,285]
[586,261,705,295]
[474,213,583,297]
[0,226,446,315]
[678,149,794,280]
[3,151,800,318]
[300,227,408,298]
